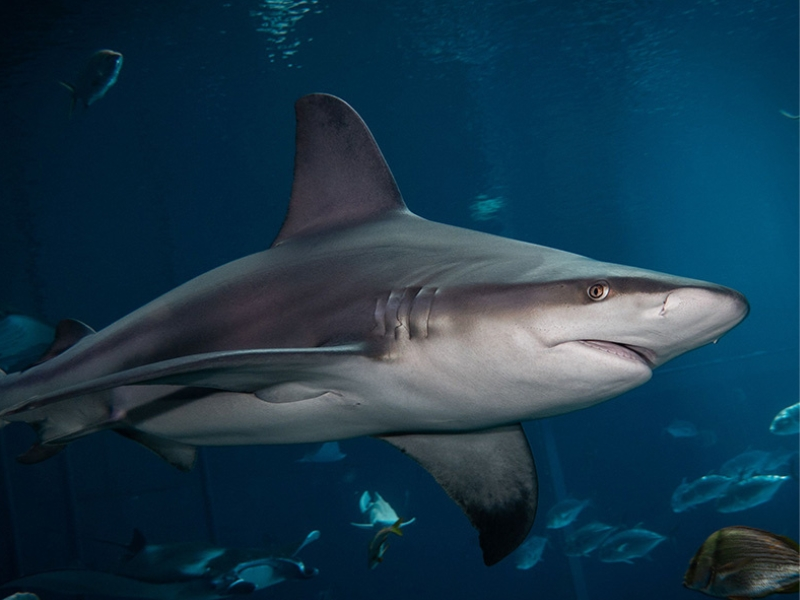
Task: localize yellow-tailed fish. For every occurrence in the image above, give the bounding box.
[368,518,404,569]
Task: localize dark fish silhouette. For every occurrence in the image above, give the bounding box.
[0,312,54,373]
[59,49,123,116]
[2,529,319,599]
[684,525,799,599]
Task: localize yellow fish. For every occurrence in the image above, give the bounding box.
[368,519,404,569]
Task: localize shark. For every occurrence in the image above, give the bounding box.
[2,529,319,599]
[0,93,748,565]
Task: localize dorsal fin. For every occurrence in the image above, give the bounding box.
[125,528,147,559]
[34,318,95,365]
[271,94,408,247]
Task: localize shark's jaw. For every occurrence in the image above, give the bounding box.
[576,340,656,367]
[419,278,749,423]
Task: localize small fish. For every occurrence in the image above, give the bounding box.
[665,419,699,438]
[563,522,618,557]
[350,491,415,529]
[671,475,735,513]
[545,498,590,529]
[684,525,799,599]
[716,475,789,513]
[597,526,666,564]
[720,450,772,480]
[514,536,548,570]
[0,312,55,373]
[770,403,799,436]
[296,441,346,463]
[2,529,319,598]
[368,519,404,569]
[59,49,123,117]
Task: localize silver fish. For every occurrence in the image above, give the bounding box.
[770,402,799,436]
[719,450,772,480]
[545,498,590,529]
[514,536,548,570]
[59,49,123,116]
[563,522,618,557]
[597,527,666,564]
[296,441,346,462]
[715,474,789,513]
[665,419,698,437]
[671,474,735,513]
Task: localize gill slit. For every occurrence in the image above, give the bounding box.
[373,286,438,341]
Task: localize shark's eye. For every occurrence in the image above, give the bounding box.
[587,281,610,301]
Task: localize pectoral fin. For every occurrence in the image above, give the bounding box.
[377,424,537,566]
[3,344,367,417]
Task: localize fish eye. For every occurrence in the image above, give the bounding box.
[587,281,610,301]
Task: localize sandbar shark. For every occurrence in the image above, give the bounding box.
[0,94,748,565]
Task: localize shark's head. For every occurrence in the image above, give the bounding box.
[425,263,749,421]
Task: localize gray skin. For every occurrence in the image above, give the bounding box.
[0,94,749,565]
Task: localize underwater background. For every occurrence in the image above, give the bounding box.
[0,0,797,599]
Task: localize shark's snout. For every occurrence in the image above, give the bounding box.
[647,285,749,365]
[661,285,749,332]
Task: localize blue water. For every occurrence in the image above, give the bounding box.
[0,1,797,599]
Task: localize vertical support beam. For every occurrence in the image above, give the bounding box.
[197,449,218,544]
[539,420,590,600]
[0,430,21,579]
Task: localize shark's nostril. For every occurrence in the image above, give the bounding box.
[660,292,683,317]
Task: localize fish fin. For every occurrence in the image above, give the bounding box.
[350,523,374,529]
[226,580,256,594]
[2,344,368,417]
[16,441,67,464]
[292,530,321,556]
[765,531,800,552]
[59,81,77,118]
[777,580,800,594]
[114,429,197,471]
[33,319,96,365]
[271,94,409,247]
[378,424,537,566]
[399,517,416,527]
[358,490,372,512]
[389,519,404,537]
[125,528,147,559]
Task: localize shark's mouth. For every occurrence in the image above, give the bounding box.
[579,340,657,368]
